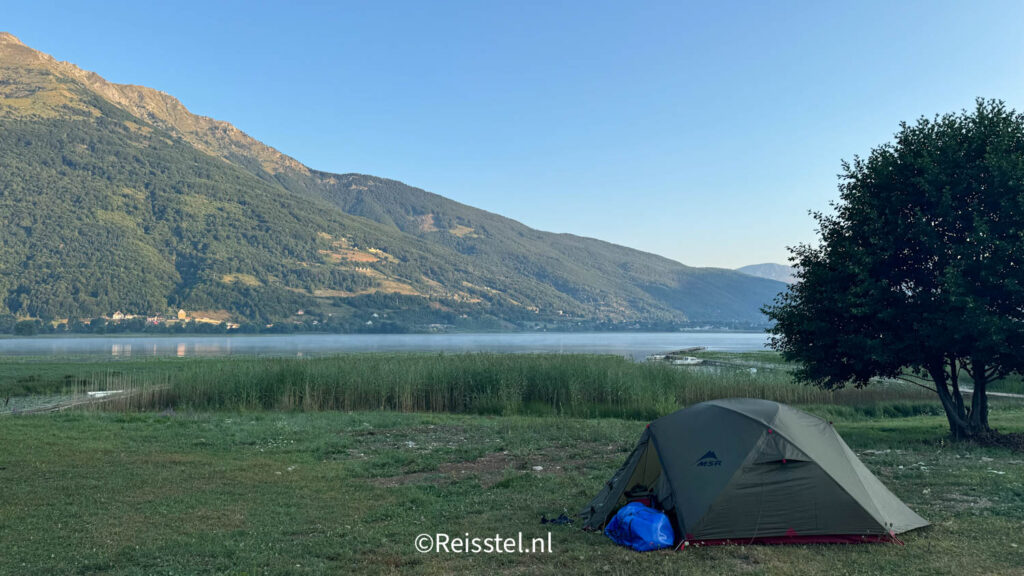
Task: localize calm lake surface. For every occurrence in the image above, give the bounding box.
[0,332,768,361]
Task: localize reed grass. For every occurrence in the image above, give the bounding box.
[14,353,945,419]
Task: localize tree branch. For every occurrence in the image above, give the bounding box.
[895,377,937,393]
[899,372,935,384]
[962,360,975,380]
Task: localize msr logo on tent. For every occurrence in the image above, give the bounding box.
[696,450,722,467]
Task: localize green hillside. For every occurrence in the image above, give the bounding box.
[295,173,786,324]
[0,32,784,331]
[0,100,451,324]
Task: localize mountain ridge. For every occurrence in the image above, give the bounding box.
[0,32,307,176]
[0,33,784,330]
[736,263,797,284]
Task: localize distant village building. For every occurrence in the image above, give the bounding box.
[177,309,187,320]
[296,309,305,316]
[111,311,125,320]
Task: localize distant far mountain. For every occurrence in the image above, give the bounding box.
[736,263,797,285]
[0,32,785,331]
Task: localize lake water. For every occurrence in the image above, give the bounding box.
[0,332,768,361]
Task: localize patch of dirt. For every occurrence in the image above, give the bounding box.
[972,431,1024,452]
[380,452,510,488]
[350,424,468,445]
[401,424,467,436]
[533,441,629,470]
[377,437,627,489]
[449,224,477,237]
[940,493,994,513]
[412,213,439,233]
[318,248,379,263]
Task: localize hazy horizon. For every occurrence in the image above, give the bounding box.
[6,1,1023,268]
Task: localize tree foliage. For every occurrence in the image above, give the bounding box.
[766,99,1024,438]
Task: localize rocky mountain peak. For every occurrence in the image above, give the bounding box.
[0,32,308,176]
[0,32,25,45]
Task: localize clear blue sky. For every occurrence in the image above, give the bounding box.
[6,1,1024,268]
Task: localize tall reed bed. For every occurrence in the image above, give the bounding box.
[51,353,938,419]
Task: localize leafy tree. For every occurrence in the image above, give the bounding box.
[13,319,40,336]
[765,100,1024,439]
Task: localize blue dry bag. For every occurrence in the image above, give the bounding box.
[604,502,675,551]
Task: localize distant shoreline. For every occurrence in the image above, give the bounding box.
[0,328,767,340]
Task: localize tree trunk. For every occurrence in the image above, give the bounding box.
[927,362,971,439]
[949,358,965,417]
[929,359,992,438]
[968,360,990,434]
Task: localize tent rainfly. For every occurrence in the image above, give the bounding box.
[581,398,928,546]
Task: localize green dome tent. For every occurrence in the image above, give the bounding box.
[581,399,928,546]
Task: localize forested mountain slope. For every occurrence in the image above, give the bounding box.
[0,32,783,329]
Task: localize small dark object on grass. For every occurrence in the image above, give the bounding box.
[541,513,574,525]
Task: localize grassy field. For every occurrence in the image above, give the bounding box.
[1,353,1022,575]
[1,407,1023,575]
